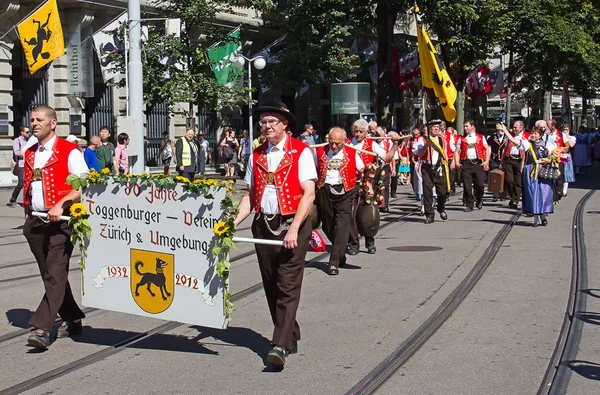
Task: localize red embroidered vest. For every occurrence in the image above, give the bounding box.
[504,131,530,158]
[24,137,79,210]
[252,136,307,216]
[316,146,358,192]
[460,133,486,161]
[353,138,376,165]
[422,136,447,163]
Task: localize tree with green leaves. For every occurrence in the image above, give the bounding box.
[105,0,276,118]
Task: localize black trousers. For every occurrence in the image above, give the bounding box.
[251,213,311,351]
[461,160,485,208]
[318,185,356,268]
[422,164,447,220]
[447,159,457,192]
[553,162,565,202]
[10,166,24,203]
[348,191,375,250]
[178,170,196,181]
[24,216,86,332]
[504,156,522,204]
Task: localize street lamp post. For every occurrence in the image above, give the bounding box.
[233,55,266,138]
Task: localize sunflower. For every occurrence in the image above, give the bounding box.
[88,172,99,183]
[70,203,87,217]
[213,221,229,236]
[101,168,110,175]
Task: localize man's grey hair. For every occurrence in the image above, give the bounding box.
[513,120,524,129]
[353,119,369,130]
[368,120,378,128]
[534,120,547,128]
[328,127,347,139]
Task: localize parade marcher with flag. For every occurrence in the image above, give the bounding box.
[415,119,452,224]
[500,120,528,209]
[453,119,490,212]
[346,119,399,255]
[316,127,366,276]
[233,98,316,369]
[487,123,507,202]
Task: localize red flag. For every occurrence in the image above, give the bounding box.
[309,230,327,252]
[465,65,491,96]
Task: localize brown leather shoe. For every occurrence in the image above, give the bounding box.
[57,320,83,339]
[27,329,50,348]
[267,345,288,368]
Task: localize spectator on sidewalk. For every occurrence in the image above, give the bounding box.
[238,129,252,172]
[115,133,130,174]
[196,131,210,175]
[158,131,175,175]
[220,127,239,177]
[7,125,31,208]
[84,136,101,172]
[96,126,118,172]
[175,128,199,181]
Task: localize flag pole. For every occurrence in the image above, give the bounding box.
[14,0,51,27]
[415,5,427,126]
[0,26,16,42]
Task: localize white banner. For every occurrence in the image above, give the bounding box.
[92,12,127,83]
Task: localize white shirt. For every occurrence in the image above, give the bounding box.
[23,135,38,154]
[463,133,480,160]
[413,135,446,165]
[241,137,252,155]
[244,135,317,215]
[324,148,364,185]
[509,132,524,156]
[411,136,426,158]
[198,139,209,154]
[543,130,570,152]
[31,135,89,212]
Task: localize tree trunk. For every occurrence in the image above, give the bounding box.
[543,90,552,120]
[455,86,466,135]
[581,92,589,127]
[375,0,398,126]
[505,52,513,127]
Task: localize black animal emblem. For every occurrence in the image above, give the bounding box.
[24,13,53,69]
[134,258,171,300]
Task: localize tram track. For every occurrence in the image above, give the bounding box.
[536,188,597,395]
[0,199,423,395]
[345,208,521,395]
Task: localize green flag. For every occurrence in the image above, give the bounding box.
[207,28,242,85]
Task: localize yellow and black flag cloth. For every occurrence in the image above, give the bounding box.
[415,5,457,122]
[17,0,65,74]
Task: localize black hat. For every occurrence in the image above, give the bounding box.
[253,97,295,122]
[427,119,442,126]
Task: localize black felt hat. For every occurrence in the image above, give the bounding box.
[253,97,296,122]
[427,119,443,126]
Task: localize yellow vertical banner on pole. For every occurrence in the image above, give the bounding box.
[415,5,457,122]
[17,0,65,74]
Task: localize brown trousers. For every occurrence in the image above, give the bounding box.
[24,216,86,332]
[251,213,311,351]
[318,185,356,268]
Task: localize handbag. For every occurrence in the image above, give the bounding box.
[10,157,18,175]
[538,165,559,180]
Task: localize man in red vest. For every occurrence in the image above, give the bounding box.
[346,119,399,255]
[453,119,490,212]
[233,98,317,369]
[500,120,529,208]
[23,105,89,349]
[316,127,366,275]
[415,119,452,223]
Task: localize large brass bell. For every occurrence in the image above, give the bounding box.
[309,203,320,230]
[356,203,380,237]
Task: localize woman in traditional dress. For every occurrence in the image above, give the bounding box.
[574,126,592,174]
[561,124,576,197]
[502,124,553,227]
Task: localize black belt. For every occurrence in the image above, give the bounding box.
[507,155,521,160]
[462,159,482,165]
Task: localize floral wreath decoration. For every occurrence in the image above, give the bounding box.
[359,163,386,205]
[66,169,238,320]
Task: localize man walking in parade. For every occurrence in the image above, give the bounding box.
[316,127,365,276]
[501,120,528,208]
[488,123,507,202]
[22,105,88,348]
[233,98,316,369]
[346,119,398,255]
[454,119,490,212]
[415,120,451,224]
[8,125,30,207]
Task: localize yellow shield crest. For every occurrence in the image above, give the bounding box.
[130,249,174,314]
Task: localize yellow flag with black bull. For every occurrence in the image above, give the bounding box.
[17,0,65,74]
[415,5,457,122]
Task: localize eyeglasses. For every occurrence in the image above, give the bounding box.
[258,119,282,127]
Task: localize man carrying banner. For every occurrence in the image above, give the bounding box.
[415,119,451,224]
[453,119,490,212]
[501,121,528,208]
[233,98,316,369]
[22,105,88,348]
[316,127,365,276]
